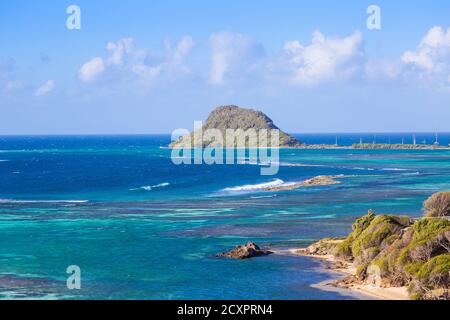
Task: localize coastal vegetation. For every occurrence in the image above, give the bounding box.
[302,191,450,300]
[423,192,450,217]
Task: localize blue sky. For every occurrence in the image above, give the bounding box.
[1,0,450,134]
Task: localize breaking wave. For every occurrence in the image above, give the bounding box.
[0,199,89,204]
[130,182,170,192]
[221,179,285,192]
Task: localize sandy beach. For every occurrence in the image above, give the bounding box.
[274,248,410,300]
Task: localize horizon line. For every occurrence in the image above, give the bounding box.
[0,131,449,137]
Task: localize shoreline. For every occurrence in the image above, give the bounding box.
[169,144,450,150]
[273,248,410,300]
[289,143,450,150]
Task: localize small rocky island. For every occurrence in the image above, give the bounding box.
[216,241,273,259]
[170,105,302,148]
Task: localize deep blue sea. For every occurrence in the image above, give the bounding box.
[1,133,450,299]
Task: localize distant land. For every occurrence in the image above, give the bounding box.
[169,105,450,150]
[169,105,302,148]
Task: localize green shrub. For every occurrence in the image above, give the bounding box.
[417,254,450,287]
[351,215,409,258]
[334,239,353,260]
[356,262,370,280]
[398,218,450,266]
[423,191,450,217]
[373,256,389,275]
[404,261,424,276]
[410,292,423,300]
[324,209,450,299]
[351,210,376,238]
[332,211,376,261]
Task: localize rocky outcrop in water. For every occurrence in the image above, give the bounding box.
[216,241,273,259]
[265,175,342,192]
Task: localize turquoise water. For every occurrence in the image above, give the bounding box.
[1,134,450,299]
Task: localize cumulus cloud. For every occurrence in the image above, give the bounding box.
[133,36,195,79]
[209,32,264,85]
[79,57,105,83]
[106,38,134,66]
[76,32,367,88]
[57,26,450,92]
[170,36,195,66]
[365,58,402,82]
[279,30,364,87]
[35,80,55,96]
[78,36,195,84]
[207,30,368,87]
[401,26,450,85]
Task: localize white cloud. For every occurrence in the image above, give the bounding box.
[106,38,134,66]
[79,57,105,83]
[365,58,402,81]
[209,32,264,85]
[35,80,55,96]
[280,30,364,87]
[401,26,450,85]
[69,26,450,90]
[78,37,195,85]
[131,36,195,81]
[170,36,195,66]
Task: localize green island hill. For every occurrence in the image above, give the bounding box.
[169,105,302,148]
[169,105,450,150]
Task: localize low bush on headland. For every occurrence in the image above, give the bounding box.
[313,191,450,300]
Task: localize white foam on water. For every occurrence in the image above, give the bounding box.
[381,167,408,171]
[221,179,285,192]
[401,171,421,176]
[130,182,170,192]
[250,195,278,199]
[0,199,89,204]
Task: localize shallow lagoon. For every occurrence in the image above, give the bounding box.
[1,134,449,299]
